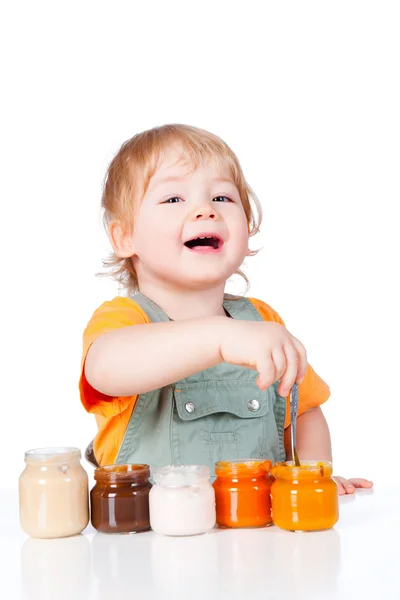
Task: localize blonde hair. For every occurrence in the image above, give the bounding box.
[101,123,262,293]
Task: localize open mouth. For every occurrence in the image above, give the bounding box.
[184,235,223,251]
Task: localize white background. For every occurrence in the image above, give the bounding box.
[1,1,399,488]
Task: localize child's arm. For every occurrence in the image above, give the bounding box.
[85,316,226,396]
[85,317,307,398]
[284,406,332,461]
[284,407,373,495]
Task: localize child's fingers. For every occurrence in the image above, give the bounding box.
[271,348,287,382]
[334,476,353,494]
[292,337,308,383]
[334,479,347,495]
[346,478,374,488]
[334,476,356,495]
[256,355,276,390]
[277,343,299,397]
[334,476,374,495]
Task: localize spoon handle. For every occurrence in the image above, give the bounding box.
[290,383,301,466]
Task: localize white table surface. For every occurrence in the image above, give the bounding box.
[1,486,397,599]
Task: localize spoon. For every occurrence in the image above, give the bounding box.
[290,383,301,466]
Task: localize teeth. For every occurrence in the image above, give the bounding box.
[186,235,218,243]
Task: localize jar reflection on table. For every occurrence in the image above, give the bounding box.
[21,534,91,600]
[271,461,339,531]
[215,528,275,599]
[19,447,89,539]
[151,529,219,599]
[92,531,156,598]
[90,464,151,534]
[272,528,341,599]
[213,459,273,528]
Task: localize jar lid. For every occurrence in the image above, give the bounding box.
[151,465,210,487]
[24,447,81,463]
[94,464,150,482]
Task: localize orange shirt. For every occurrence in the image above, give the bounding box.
[79,297,330,466]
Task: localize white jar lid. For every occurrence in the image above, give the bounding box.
[151,464,210,487]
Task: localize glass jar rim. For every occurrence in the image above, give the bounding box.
[94,464,150,482]
[24,447,81,463]
[215,459,272,477]
[151,464,210,487]
[272,460,333,478]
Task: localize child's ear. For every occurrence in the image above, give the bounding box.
[109,221,135,258]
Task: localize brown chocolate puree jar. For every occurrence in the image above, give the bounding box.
[90,464,151,534]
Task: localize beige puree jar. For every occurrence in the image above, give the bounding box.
[19,447,89,538]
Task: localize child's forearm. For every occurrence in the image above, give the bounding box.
[85,316,228,397]
[284,406,333,462]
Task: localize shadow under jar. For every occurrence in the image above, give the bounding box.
[91,464,151,534]
[270,461,339,532]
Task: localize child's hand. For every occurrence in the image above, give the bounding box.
[334,476,374,495]
[219,320,307,397]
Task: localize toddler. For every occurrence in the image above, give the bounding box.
[80,124,372,495]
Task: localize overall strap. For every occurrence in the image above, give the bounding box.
[132,292,263,323]
[223,294,264,322]
[131,292,170,323]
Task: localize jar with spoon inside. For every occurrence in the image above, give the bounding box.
[270,460,339,531]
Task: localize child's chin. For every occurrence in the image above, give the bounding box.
[182,270,229,288]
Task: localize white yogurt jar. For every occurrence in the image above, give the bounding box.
[149,465,216,536]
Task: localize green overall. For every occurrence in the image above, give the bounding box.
[87,293,287,477]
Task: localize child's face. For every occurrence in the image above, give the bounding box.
[131,147,250,290]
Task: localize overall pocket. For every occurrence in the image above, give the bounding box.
[171,379,282,475]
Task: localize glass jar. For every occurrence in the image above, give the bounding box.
[270,461,339,531]
[90,464,151,534]
[149,465,216,536]
[19,447,89,539]
[213,459,273,528]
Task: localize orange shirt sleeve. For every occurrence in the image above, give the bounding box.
[249,298,330,428]
[79,296,150,418]
[79,296,151,466]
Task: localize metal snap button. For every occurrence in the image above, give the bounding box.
[248,399,260,412]
[185,402,196,414]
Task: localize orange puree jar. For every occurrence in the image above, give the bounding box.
[213,459,273,528]
[271,461,339,531]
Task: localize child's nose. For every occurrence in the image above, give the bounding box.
[196,209,216,220]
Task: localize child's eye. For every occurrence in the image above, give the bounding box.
[213,196,233,203]
[163,197,183,204]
